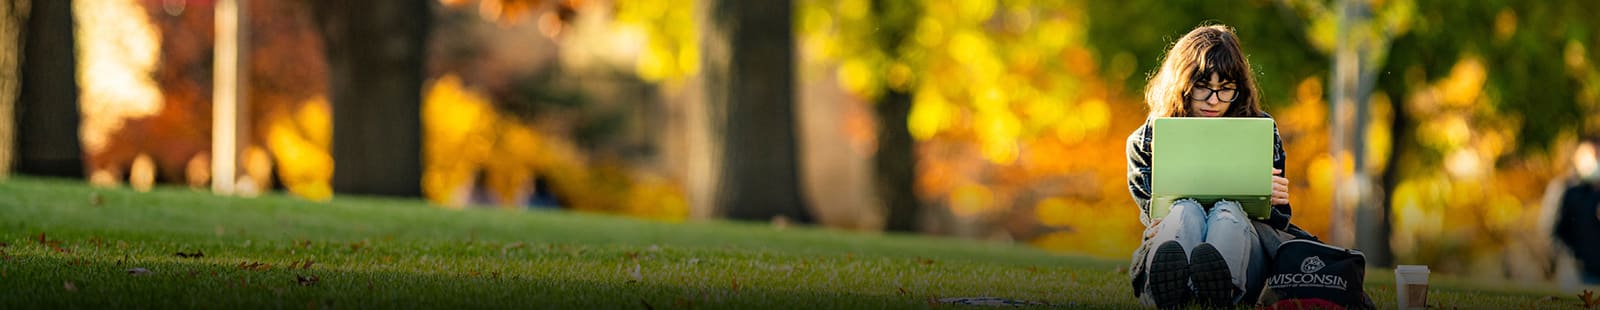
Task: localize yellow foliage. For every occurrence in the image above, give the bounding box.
[422,75,497,208]
[908,86,953,140]
[1032,198,1071,227]
[615,0,698,82]
[947,183,995,217]
[419,74,687,220]
[264,96,334,202]
[1381,57,1555,275]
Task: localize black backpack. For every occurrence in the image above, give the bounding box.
[1257,239,1376,310]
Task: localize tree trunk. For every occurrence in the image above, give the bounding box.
[877,89,918,232]
[0,0,27,178]
[1370,87,1408,269]
[16,0,82,177]
[869,0,921,232]
[708,0,813,223]
[311,0,428,197]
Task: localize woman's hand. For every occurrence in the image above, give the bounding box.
[1271,168,1290,205]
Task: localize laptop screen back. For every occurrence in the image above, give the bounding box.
[1148,117,1275,220]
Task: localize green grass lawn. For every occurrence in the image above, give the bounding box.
[0,176,1585,308]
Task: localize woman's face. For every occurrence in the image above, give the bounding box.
[1187,72,1238,117]
[1576,142,1600,182]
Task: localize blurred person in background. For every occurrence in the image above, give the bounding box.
[1553,136,1600,288]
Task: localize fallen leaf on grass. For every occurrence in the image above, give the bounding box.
[673,298,693,308]
[501,242,525,255]
[628,263,643,282]
[64,281,77,292]
[898,287,911,295]
[731,276,740,293]
[349,240,367,252]
[915,257,936,265]
[237,261,271,271]
[2,242,9,247]
[175,250,204,258]
[127,268,152,276]
[296,275,319,286]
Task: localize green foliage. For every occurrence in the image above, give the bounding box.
[1083,0,1329,108]
[1382,0,1600,153]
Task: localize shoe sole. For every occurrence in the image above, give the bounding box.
[1190,243,1237,307]
[1147,241,1191,309]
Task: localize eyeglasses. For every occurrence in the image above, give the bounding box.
[1188,85,1240,103]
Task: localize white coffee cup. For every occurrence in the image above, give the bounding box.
[1394,265,1430,310]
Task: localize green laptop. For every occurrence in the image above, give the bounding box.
[1148,117,1275,220]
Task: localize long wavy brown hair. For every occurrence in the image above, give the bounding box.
[1143,24,1263,118]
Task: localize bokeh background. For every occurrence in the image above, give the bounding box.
[2,0,1599,288]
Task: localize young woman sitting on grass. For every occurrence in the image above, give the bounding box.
[1123,24,1318,308]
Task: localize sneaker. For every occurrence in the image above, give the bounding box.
[1147,240,1192,309]
[1189,243,1239,307]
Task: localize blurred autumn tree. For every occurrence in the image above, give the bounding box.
[310,0,431,197]
[1369,0,1600,277]
[806,0,922,232]
[801,0,1134,247]
[707,0,813,223]
[415,0,688,221]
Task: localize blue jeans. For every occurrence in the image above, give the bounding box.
[1140,199,1266,304]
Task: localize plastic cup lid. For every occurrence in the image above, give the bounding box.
[1395,265,1430,273]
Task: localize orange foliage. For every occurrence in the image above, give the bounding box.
[77,0,330,197]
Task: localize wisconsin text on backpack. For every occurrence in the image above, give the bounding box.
[1265,272,1349,289]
